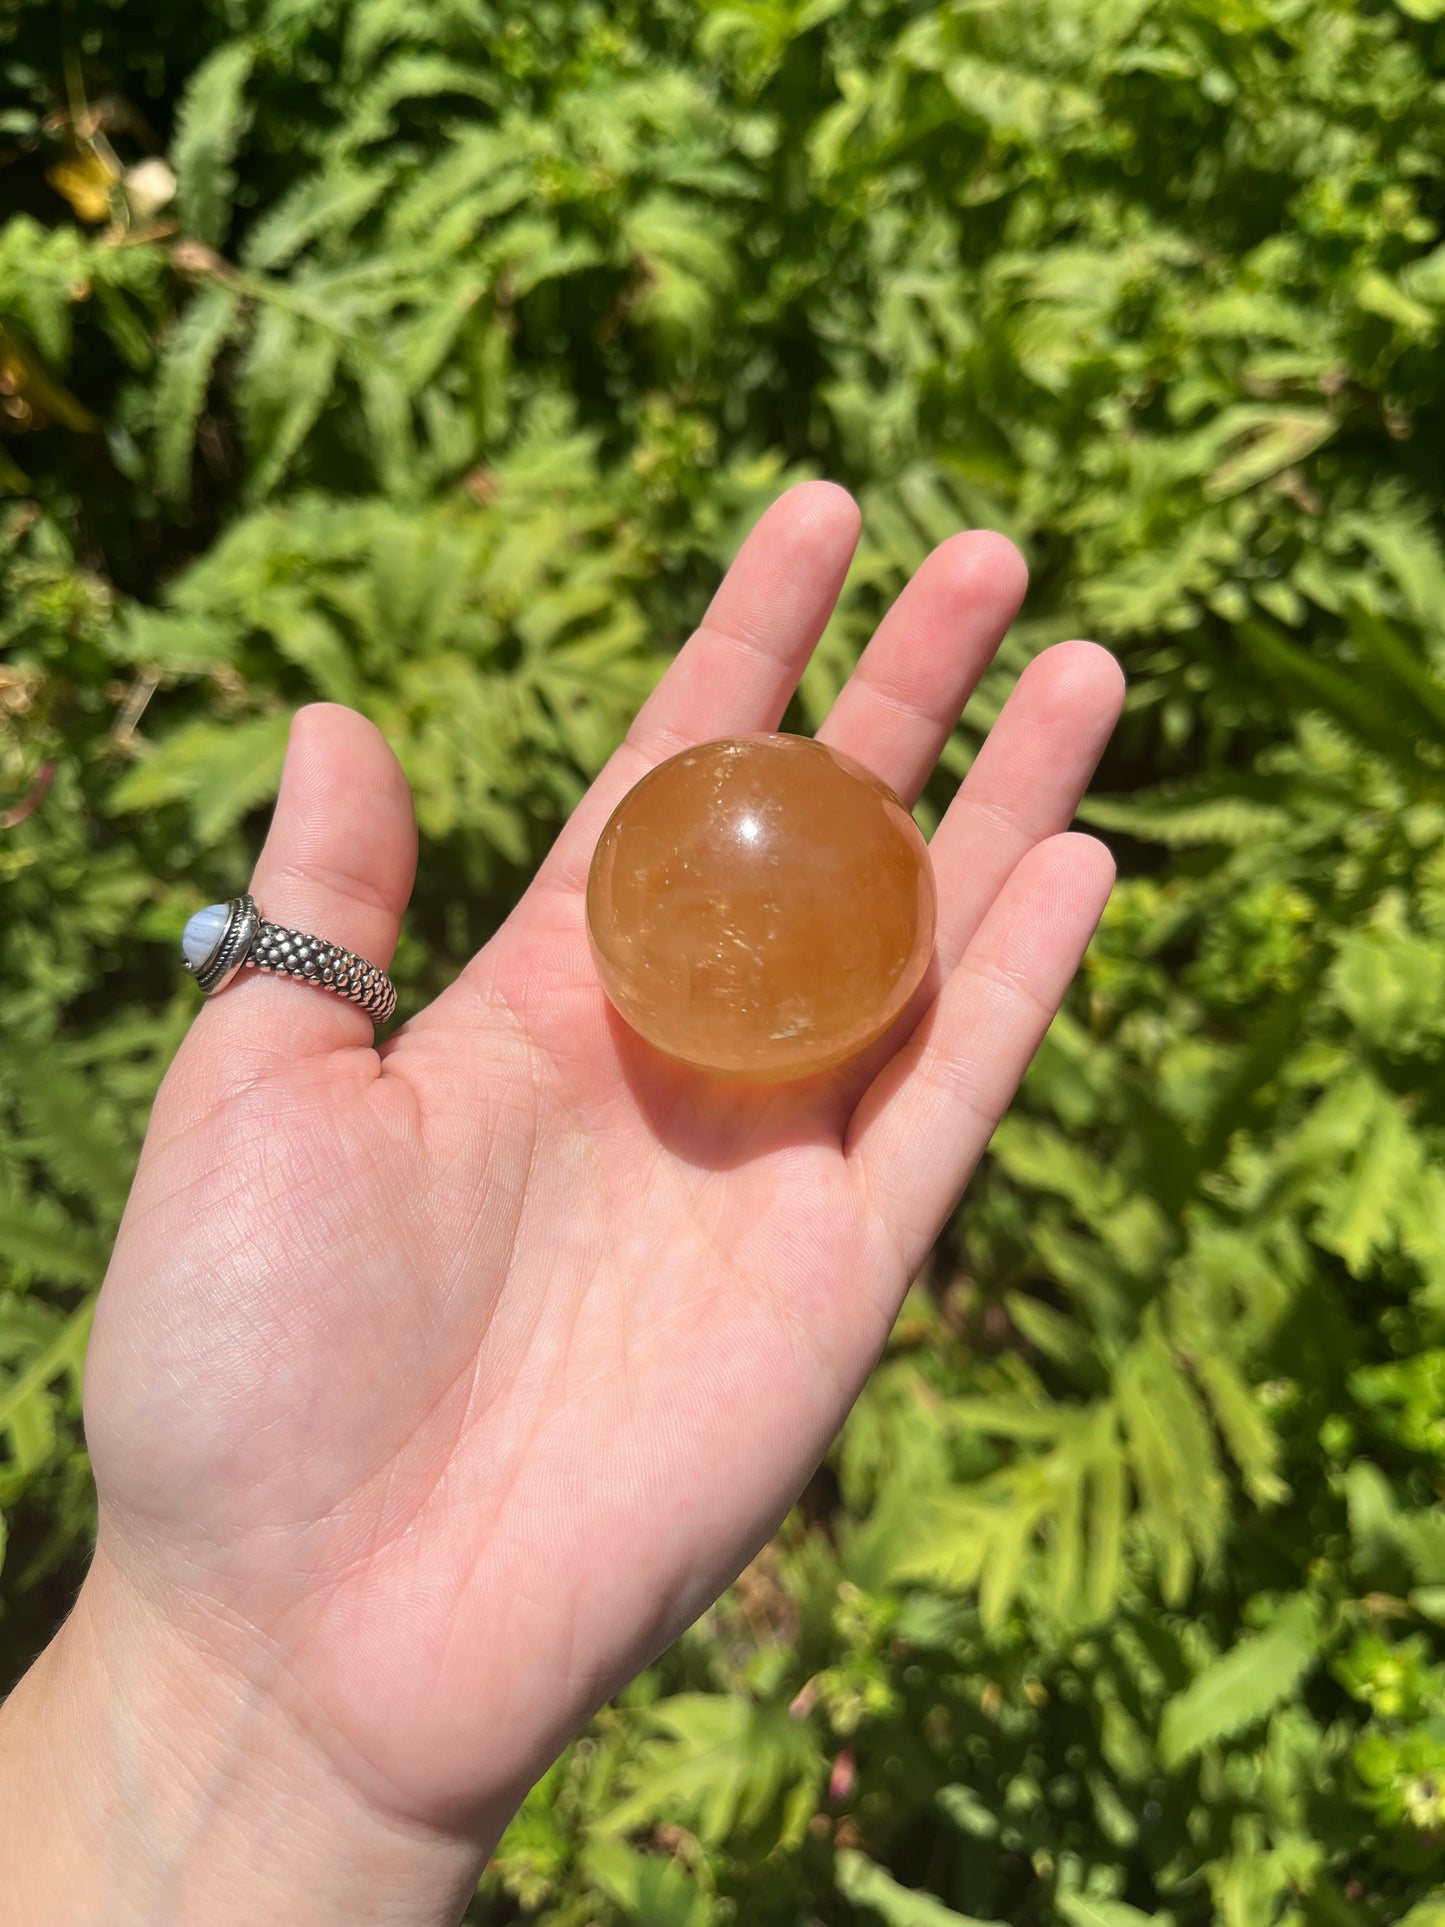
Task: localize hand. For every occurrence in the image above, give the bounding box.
[0,484,1123,1925]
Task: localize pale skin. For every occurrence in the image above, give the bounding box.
[0,484,1124,1926]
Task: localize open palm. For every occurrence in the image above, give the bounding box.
[84,484,1122,1845]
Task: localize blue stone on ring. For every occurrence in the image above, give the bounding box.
[180,895,259,994]
[182,902,231,969]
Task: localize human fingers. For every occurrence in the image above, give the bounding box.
[183,703,417,1076]
[814,529,1028,804]
[526,480,861,902]
[845,832,1115,1278]
[809,639,1121,1131]
[927,639,1124,973]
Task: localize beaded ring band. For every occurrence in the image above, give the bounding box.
[180,894,397,1026]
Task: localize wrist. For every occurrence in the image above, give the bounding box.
[0,1541,493,1927]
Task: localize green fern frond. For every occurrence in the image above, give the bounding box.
[1242,618,1437,782]
[0,1299,93,1479]
[1191,1353,1288,1508]
[1055,1894,1163,1927]
[581,1839,717,1927]
[1116,1345,1195,1605]
[110,711,290,842]
[243,165,390,271]
[1159,1594,1322,1767]
[1347,602,1445,740]
[836,1850,1007,1927]
[0,1196,107,1287]
[602,1695,823,1847]
[386,124,534,238]
[154,282,241,498]
[1203,406,1336,500]
[978,1477,1048,1631]
[1079,783,1294,849]
[7,1057,134,1222]
[1005,1290,1105,1388]
[237,306,342,500]
[1085,1415,1129,1623]
[172,42,254,248]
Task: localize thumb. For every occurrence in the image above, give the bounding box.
[181,704,417,1080]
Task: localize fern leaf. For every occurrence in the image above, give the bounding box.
[172,42,254,247]
[1194,1353,1288,1507]
[154,283,240,498]
[487,217,603,300]
[0,1297,61,1357]
[989,1119,1119,1222]
[1117,1348,1192,1604]
[8,1055,134,1219]
[1396,1510,1445,1586]
[110,712,290,842]
[1344,1460,1403,1576]
[0,1299,93,1453]
[1047,1452,1086,1618]
[948,1400,1068,1444]
[243,165,388,271]
[355,361,418,494]
[1139,1330,1227,1573]
[979,1486,1045,1631]
[1032,1224,1137,1334]
[627,193,737,337]
[1005,1290,1103,1385]
[1055,1895,1164,1927]
[1159,1594,1321,1767]
[1393,1899,1445,1927]
[1348,603,1445,738]
[896,1493,991,1594]
[345,54,502,149]
[582,1839,716,1927]
[1340,505,1445,636]
[389,271,486,395]
[1204,406,1335,498]
[1085,1773,1137,1851]
[835,1850,1006,1927]
[387,125,530,237]
[1085,1417,1127,1622]
[0,1366,56,1476]
[238,308,340,501]
[0,1195,107,1285]
[112,605,241,669]
[1319,1088,1413,1277]
[602,1695,822,1847]
[266,605,363,708]
[935,1784,1000,1841]
[1241,618,1432,777]
[1079,782,1293,849]
[364,520,467,655]
[1330,925,1445,1052]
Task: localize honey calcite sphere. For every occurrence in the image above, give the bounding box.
[586,734,937,1081]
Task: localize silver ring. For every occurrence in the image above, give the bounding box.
[180,894,397,1025]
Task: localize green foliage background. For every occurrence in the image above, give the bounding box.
[4,0,1445,1920]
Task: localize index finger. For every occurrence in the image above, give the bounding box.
[526,480,862,902]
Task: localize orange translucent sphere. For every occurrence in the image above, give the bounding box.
[586,734,937,1081]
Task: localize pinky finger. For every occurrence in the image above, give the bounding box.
[845,833,1115,1277]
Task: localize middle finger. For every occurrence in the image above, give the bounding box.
[815,529,1028,803]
